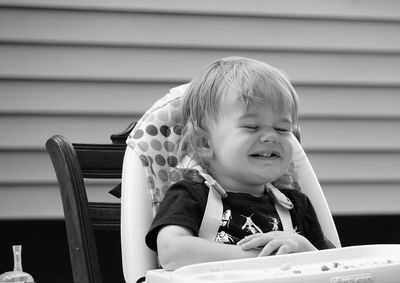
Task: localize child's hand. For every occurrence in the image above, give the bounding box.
[237,231,317,256]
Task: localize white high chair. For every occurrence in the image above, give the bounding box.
[120,84,341,283]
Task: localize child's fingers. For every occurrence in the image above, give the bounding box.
[258,239,283,256]
[275,244,291,255]
[239,233,276,250]
[237,233,262,246]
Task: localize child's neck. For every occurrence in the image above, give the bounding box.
[215,178,266,197]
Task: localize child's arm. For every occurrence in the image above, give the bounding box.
[237,231,317,256]
[157,225,260,270]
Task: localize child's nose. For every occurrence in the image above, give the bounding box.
[260,131,279,143]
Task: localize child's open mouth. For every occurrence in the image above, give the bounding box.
[249,152,280,159]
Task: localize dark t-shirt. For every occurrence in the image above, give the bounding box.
[145,179,332,252]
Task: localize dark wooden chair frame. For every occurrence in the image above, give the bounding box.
[46,125,133,283]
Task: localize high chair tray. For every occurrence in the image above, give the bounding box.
[146,244,400,283]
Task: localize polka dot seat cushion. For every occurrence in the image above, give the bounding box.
[126,84,189,216]
[126,83,299,217]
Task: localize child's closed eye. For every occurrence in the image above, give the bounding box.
[242,125,259,130]
[275,128,291,134]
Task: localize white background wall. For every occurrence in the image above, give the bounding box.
[1,0,400,219]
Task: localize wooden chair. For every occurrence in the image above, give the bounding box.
[46,125,134,283]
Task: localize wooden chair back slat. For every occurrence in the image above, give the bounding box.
[89,202,121,230]
[74,144,126,179]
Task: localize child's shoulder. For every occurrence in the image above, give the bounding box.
[171,178,206,190]
[168,177,209,203]
[170,169,210,192]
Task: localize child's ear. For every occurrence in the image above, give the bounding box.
[198,136,213,159]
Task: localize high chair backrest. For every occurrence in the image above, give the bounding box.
[121,84,341,283]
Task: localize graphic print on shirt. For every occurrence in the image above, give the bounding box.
[221,209,232,227]
[241,213,263,234]
[215,209,238,244]
[268,216,280,231]
[215,231,238,244]
[214,207,283,245]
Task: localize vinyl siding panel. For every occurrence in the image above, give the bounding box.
[1,0,399,219]
[2,44,400,84]
[0,81,174,115]
[0,116,137,149]
[0,184,118,219]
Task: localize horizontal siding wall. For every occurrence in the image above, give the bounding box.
[1,0,400,219]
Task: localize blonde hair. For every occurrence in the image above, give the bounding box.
[178,56,299,171]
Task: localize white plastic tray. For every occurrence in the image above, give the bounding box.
[146,244,400,283]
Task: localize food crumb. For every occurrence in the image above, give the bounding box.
[279,263,292,271]
[293,270,301,274]
[321,265,330,271]
[385,259,393,264]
